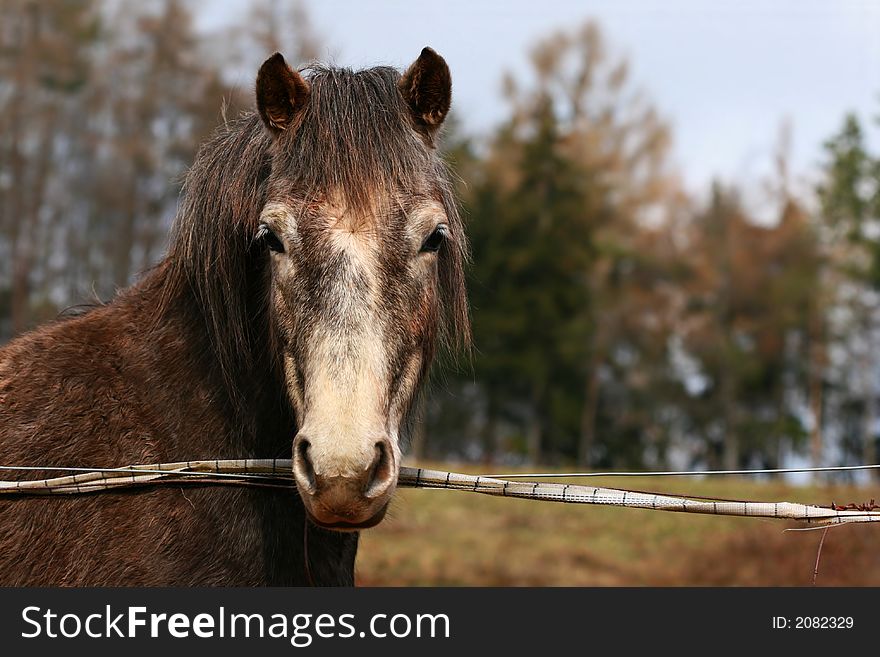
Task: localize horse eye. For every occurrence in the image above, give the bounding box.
[257,223,285,253]
[420,225,448,253]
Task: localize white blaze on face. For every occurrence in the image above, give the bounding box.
[265,199,387,479]
[306,207,396,477]
[264,196,445,481]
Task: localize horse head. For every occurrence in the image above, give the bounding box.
[252,49,469,530]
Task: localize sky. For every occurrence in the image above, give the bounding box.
[200,0,880,205]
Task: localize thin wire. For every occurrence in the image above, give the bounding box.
[785,525,847,532]
[0,465,287,481]
[812,527,830,586]
[127,477,296,490]
[485,463,880,479]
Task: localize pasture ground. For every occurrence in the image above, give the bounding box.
[357,462,880,586]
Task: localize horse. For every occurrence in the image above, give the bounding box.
[0,47,469,586]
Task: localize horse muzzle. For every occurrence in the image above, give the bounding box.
[292,434,397,531]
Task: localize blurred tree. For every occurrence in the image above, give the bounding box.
[247,0,322,62]
[452,21,681,466]
[468,97,594,464]
[0,0,99,335]
[816,112,880,476]
[679,184,819,469]
[88,0,229,288]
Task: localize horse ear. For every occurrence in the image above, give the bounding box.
[256,52,309,134]
[399,47,451,140]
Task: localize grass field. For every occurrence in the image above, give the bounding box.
[355,463,880,586]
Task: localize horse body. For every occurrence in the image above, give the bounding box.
[0,269,356,585]
[0,48,465,585]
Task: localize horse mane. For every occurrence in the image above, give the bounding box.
[157,63,471,420]
[157,114,274,421]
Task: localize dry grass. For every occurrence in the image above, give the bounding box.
[356,463,880,586]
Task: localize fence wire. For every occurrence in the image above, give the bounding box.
[1,460,878,526]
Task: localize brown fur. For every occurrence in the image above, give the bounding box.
[0,50,467,585]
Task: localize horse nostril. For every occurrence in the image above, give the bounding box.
[364,439,395,498]
[293,436,317,493]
